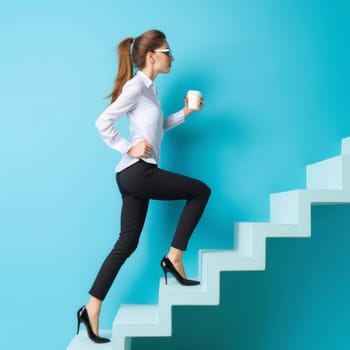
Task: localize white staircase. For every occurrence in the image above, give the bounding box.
[67,136,350,350]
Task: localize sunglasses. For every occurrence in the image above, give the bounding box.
[152,48,173,57]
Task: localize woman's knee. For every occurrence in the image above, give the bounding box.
[198,181,211,200]
[113,234,140,258]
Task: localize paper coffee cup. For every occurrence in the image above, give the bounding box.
[187,90,203,111]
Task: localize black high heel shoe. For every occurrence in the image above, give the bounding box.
[160,256,200,286]
[76,306,110,343]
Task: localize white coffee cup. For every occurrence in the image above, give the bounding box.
[187,90,203,111]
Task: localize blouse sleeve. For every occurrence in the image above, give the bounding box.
[163,109,186,131]
[95,80,142,153]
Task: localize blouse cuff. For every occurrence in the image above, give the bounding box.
[112,136,133,154]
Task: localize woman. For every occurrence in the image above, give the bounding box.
[76,29,211,343]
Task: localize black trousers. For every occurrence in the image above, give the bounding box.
[89,160,211,300]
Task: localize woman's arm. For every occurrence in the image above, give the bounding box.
[163,109,186,131]
[163,95,203,131]
[95,81,141,153]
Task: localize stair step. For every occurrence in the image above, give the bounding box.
[342,136,350,154]
[112,304,171,338]
[114,304,159,325]
[159,277,212,305]
[201,249,264,271]
[158,250,266,308]
[270,190,308,225]
[236,222,307,239]
[270,189,350,225]
[66,331,112,350]
[306,155,350,190]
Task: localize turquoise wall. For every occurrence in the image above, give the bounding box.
[1,1,349,349]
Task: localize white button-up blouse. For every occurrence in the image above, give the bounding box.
[95,70,185,173]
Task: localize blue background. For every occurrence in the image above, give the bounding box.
[0,0,349,349]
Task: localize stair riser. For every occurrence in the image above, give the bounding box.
[307,155,350,190]
[341,136,350,154]
[270,190,310,225]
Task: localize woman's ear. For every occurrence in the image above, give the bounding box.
[146,51,155,64]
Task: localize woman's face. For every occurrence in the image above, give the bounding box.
[152,41,174,74]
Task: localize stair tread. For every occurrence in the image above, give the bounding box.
[201,249,246,258]
[115,304,158,325]
[67,331,112,350]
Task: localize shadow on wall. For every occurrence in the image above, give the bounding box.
[133,204,350,350]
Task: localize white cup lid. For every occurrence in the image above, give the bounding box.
[187,90,202,96]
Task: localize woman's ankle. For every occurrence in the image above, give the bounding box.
[167,247,184,264]
[86,296,102,316]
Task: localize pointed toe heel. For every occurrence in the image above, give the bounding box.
[160,256,200,286]
[76,306,110,344]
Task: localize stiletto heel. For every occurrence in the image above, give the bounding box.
[76,306,110,343]
[160,256,200,286]
[76,315,81,335]
[163,269,168,285]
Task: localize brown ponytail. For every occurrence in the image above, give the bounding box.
[108,30,166,104]
[108,37,134,103]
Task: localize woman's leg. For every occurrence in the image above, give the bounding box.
[118,161,211,277]
[130,164,211,250]
[85,160,210,332]
[86,193,149,335]
[89,193,149,300]
[152,167,211,277]
[86,162,150,335]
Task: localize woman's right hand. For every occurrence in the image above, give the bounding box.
[127,139,153,158]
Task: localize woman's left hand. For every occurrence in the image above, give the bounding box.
[183,95,204,117]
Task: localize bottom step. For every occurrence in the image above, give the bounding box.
[67,330,112,350]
